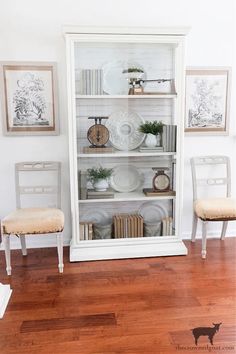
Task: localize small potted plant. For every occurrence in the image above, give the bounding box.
[122,67,144,82]
[87,166,113,192]
[139,120,163,147]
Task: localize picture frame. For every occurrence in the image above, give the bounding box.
[185,67,231,135]
[0,62,59,135]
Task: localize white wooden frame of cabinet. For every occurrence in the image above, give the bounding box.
[64,26,189,262]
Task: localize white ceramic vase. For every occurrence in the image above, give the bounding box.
[145,133,157,148]
[93,179,109,192]
[156,133,161,147]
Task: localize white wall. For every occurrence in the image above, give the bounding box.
[0,0,235,248]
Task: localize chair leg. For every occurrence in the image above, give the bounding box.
[20,235,27,256]
[191,213,198,242]
[56,233,64,273]
[202,221,207,259]
[221,221,228,240]
[3,235,11,276]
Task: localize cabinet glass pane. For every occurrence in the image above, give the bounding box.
[75,40,178,242]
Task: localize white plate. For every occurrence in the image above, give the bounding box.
[102,61,129,95]
[110,165,143,192]
[138,202,168,223]
[105,110,145,151]
[81,210,110,226]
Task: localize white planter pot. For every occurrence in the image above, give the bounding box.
[124,72,144,81]
[145,133,157,148]
[156,133,161,147]
[93,179,109,192]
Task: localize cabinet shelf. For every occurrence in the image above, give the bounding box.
[76,94,177,99]
[78,151,176,158]
[79,191,175,204]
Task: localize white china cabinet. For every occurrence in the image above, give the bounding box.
[64,26,189,261]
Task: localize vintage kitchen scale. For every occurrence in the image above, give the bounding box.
[143,167,176,196]
[128,78,176,95]
[83,116,113,153]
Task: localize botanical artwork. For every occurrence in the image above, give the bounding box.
[13,72,48,126]
[0,63,58,135]
[185,69,230,134]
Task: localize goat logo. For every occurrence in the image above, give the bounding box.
[191,323,222,345]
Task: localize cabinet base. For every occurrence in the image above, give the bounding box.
[70,238,187,262]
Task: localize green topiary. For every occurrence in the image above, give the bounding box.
[87,166,113,183]
[122,67,144,74]
[139,121,164,135]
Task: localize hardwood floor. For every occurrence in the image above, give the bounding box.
[0,239,236,354]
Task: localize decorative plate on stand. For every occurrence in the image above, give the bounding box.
[81,210,111,226]
[102,60,146,95]
[110,165,143,192]
[102,61,129,95]
[138,202,168,223]
[105,110,145,151]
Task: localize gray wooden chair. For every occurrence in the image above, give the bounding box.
[190,155,236,259]
[1,162,64,275]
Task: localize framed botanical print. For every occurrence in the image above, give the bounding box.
[0,62,59,135]
[185,67,231,135]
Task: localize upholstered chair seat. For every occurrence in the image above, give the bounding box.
[2,208,64,235]
[194,198,236,221]
[2,161,64,276]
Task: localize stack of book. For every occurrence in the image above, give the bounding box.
[113,214,144,238]
[139,146,164,153]
[162,125,177,152]
[78,170,87,200]
[81,69,103,95]
[79,222,93,240]
[161,217,173,236]
[87,189,114,199]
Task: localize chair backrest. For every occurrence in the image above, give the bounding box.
[190,155,231,201]
[15,161,61,209]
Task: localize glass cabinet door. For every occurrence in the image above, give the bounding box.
[73,37,180,243]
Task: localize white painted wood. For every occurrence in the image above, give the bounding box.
[65,27,188,261]
[66,36,80,249]
[20,235,27,256]
[78,151,176,158]
[56,233,64,273]
[15,161,62,209]
[3,235,11,276]
[63,26,190,36]
[76,94,177,99]
[190,155,234,257]
[3,161,64,274]
[0,283,12,319]
[191,155,231,201]
[221,221,228,240]
[79,192,175,204]
[202,221,207,259]
[191,213,198,242]
[70,238,187,261]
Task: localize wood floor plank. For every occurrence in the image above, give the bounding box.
[20,313,117,333]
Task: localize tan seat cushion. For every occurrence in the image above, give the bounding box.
[2,208,64,235]
[194,198,236,221]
